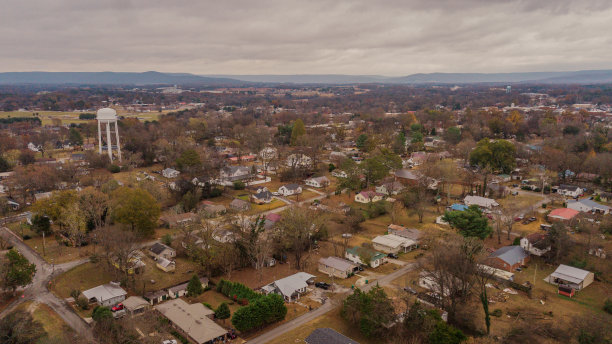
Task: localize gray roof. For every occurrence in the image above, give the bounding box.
[558,184,580,191]
[283,183,300,190]
[253,190,273,199]
[395,169,419,180]
[82,283,126,302]
[150,242,173,255]
[319,256,358,272]
[550,264,592,284]
[155,299,223,344]
[273,272,315,298]
[489,246,527,266]
[230,198,250,209]
[574,198,610,211]
[305,328,359,344]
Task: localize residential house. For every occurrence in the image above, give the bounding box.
[168,277,209,299]
[331,170,348,178]
[545,264,594,290]
[372,234,417,254]
[520,233,551,257]
[149,243,176,260]
[448,203,469,212]
[394,169,419,185]
[34,192,52,202]
[278,183,302,196]
[305,176,330,188]
[220,165,252,181]
[251,190,273,204]
[122,296,150,317]
[387,224,422,243]
[464,195,499,209]
[305,328,360,344]
[198,201,226,216]
[82,282,127,307]
[229,198,251,211]
[354,190,384,203]
[318,256,359,279]
[144,290,167,305]
[286,154,312,168]
[567,198,611,214]
[261,272,315,302]
[496,174,511,182]
[376,181,405,195]
[156,257,176,272]
[264,213,281,230]
[486,246,529,272]
[418,271,452,296]
[597,192,612,203]
[212,229,236,243]
[162,168,180,179]
[155,299,227,344]
[160,212,197,227]
[547,208,579,223]
[345,246,386,268]
[557,185,583,198]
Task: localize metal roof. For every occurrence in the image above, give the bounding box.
[273,272,315,298]
[155,299,223,344]
[318,256,358,272]
[550,264,591,284]
[489,246,527,266]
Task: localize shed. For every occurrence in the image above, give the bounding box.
[545,264,594,290]
[122,296,150,316]
[82,282,127,307]
[318,256,359,279]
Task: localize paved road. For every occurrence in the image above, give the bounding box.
[0,227,95,342]
[246,263,416,344]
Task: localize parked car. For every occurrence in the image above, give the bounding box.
[162,340,178,344]
[512,184,519,187]
[315,282,331,290]
[112,309,126,319]
[111,303,124,312]
[387,253,399,259]
[511,191,519,196]
[528,217,537,222]
[403,287,417,295]
[514,215,524,222]
[272,192,280,196]
[357,265,364,271]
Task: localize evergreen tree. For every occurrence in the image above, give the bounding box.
[186,274,204,296]
[215,302,231,323]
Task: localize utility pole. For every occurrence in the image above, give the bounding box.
[42,231,46,256]
[533,263,537,287]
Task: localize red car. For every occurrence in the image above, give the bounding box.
[111,303,124,312]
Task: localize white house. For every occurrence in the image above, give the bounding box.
[278,183,302,196]
[261,272,315,302]
[331,170,348,178]
[545,264,594,290]
[354,190,384,203]
[557,185,583,198]
[372,234,417,254]
[168,277,209,299]
[220,166,252,181]
[305,176,330,188]
[82,282,127,307]
[463,195,499,209]
[286,154,312,168]
[149,243,176,260]
[162,168,180,179]
[376,181,405,195]
[567,199,611,214]
[520,233,551,257]
[345,246,386,268]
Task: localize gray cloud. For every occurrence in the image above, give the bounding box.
[1,0,612,75]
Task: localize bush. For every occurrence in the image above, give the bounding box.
[91,306,112,321]
[78,113,96,120]
[512,237,521,246]
[238,298,249,306]
[604,299,612,314]
[233,181,245,190]
[215,302,231,320]
[569,258,587,269]
[202,302,213,309]
[162,234,172,246]
[217,279,262,303]
[491,309,502,317]
[231,294,287,332]
[76,295,90,310]
[108,164,120,173]
[170,330,190,344]
[22,235,31,240]
[31,215,51,235]
[70,289,81,300]
[542,203,547,209]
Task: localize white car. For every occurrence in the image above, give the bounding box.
[162,340,178,344]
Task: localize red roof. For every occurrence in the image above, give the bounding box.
[266,213,281,222]
[548,208,579,220]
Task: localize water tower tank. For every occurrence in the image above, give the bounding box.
[96,108,117,121]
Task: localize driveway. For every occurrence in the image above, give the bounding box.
[0,227,95,342]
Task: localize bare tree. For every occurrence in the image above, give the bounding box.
[277,206,320,270]
[97,226,140,280]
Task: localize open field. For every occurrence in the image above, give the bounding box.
[0,109,166,126]
[16,301,75,343]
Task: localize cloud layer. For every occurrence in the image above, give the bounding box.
[2,0,612,75]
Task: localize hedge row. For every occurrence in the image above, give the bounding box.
[216,279,262,303]
[231,293,287,332]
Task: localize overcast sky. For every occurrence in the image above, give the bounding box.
[2,0,612,75]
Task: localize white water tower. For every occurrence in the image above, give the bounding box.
[96,108,121,162]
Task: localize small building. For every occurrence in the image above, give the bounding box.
[156,257,176,272]
[448,203,469,212]
[318,256,359,279]
[464,195,499,209]
[557,184,583,198]
[168,277,209,299]
[149,243,176,260]
[476,264,515,282]
[345,246,386,268]
[229,198,251,211]
[545,264,594,290]
[144,290,168,305]
[82,282,127,307]
[278,183,302,196]
[486,246,529,272]
[331,170,348,178]
[547,208,579,223]
[567,199,611,214]
[520,233,551,257]
[394,169,419,185]
[305,176,330,188]
[262,272,315,302]
[354,190,384,203]
[199,201,226,216]
[160,212,197,227]
[286,154,312,168]
[220,165,253,181]
[387,224,422,242]
[122,296,150,316]
[372,234,417,254]
[155,299,227,344]
[376,181,405,195]
[251,190,273,204]
[162,168,180,179]
[305,328,360,344]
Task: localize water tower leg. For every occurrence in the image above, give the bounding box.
[106,122,113,162]
[97,120,103,155]
[114,120,122,162]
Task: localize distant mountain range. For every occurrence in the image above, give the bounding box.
[3,69,612,85]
